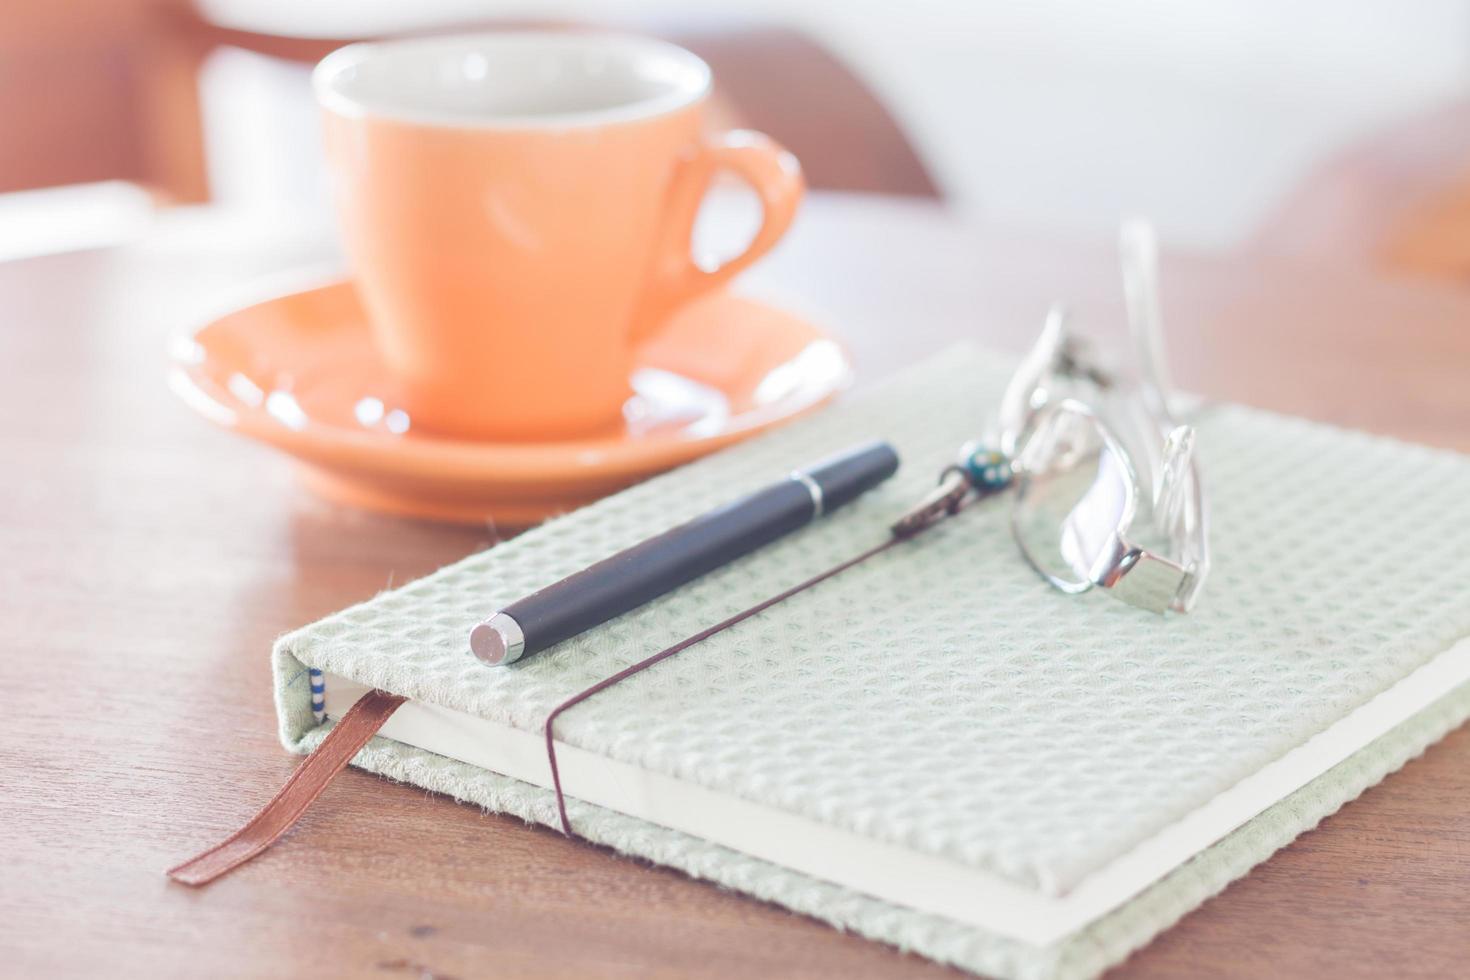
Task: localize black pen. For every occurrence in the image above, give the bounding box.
[469,440,900,665]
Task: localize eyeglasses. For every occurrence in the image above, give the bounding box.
[971,220,1210,614]
[1010,398,1206,613]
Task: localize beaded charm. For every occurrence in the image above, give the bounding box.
[891,441,1014,539]
[959,442,1013,492]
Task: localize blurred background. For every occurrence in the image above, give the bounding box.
[9,0,1470,278]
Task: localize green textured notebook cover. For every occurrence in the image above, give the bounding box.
[273,346,1470,980]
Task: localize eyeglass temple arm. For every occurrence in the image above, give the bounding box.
[1154,424,1195,534]
[993,303,1069,457]
[1120,218,1175,425]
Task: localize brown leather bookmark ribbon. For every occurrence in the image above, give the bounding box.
[167,688,406,886]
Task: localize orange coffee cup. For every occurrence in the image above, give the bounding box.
[314,32,804,440]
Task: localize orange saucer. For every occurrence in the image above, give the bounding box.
[169,279,850,524]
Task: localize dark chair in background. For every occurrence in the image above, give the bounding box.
[0,1,939,206]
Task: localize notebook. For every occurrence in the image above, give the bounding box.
[273,346,1470,980]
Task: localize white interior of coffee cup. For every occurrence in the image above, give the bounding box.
[314,32,711,128]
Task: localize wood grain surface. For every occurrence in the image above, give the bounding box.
[2,194,1468,978]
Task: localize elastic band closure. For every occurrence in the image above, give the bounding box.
[543,534,901,835]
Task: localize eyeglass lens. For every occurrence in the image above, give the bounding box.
[1012,408,1133,593]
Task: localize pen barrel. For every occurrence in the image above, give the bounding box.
[497,440,899,662]
[505,481,814,656]
[804,440,901,513]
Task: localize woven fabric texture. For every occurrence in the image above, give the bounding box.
[274,346,1470,978]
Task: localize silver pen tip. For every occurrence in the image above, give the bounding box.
[469,613,525,666]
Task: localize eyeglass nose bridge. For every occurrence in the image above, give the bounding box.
[993,304,1123,460]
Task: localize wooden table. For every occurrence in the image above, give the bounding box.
[4,194,1468,978]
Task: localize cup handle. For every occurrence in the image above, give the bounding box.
[631,130,804,343]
